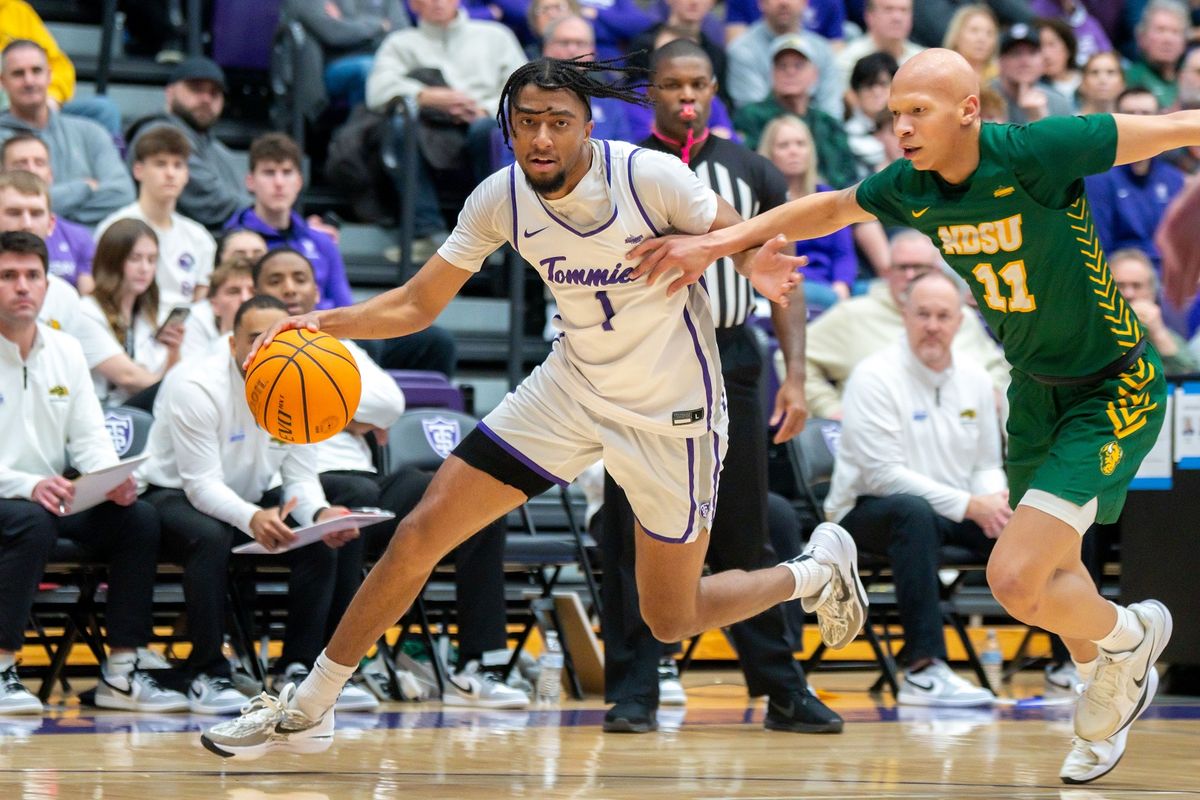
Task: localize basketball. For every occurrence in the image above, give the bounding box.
[244,328,362,444]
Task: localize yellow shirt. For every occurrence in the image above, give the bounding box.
[0,0,76,104]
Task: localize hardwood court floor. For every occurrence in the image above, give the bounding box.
[2,671,1198,800]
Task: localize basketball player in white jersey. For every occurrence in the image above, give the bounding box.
[201,57,868,760]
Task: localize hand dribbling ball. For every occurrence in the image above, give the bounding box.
[245,329,362,444]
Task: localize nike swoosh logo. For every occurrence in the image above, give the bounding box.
[911,207,930,218]
[103,677,134,696]
[770,700,795,717]
[523,226,548,238]
[448,677,476,696]
[906,678,934,691]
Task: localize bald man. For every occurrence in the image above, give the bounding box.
[631,47,1190,785]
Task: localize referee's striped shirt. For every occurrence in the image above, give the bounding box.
[640,134,790,328]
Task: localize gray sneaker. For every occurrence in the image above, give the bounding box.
[0,665,42,715]
[1075,600,1172,742]
[95,667,189,712]
[794,523,868,649]
[201,684,334,761]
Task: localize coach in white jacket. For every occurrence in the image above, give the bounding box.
[825,270,1009,708]
[139,295,359,714]
[0,231,187,715]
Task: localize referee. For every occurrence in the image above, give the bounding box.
[599,39,841,734]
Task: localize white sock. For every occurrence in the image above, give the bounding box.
[1074,656,1098,683]
[1094,603,1145,653]
[292,649,355,720]
[105,651,137,677]
[780,556,833,601]
[0,653,14,671]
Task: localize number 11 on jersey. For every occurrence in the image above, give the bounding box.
[972,259,1037,313]
[595,290,616,331]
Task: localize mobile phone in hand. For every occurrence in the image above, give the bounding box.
[156,306,191,338]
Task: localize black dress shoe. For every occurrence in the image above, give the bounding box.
[603,698,658,733]
[764,689,844,733]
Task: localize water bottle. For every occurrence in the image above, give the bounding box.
[981,629,1004,696]
[535,631,564,706]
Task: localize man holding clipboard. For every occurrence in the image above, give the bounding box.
[0,231,188,716]
[138,295,372,714]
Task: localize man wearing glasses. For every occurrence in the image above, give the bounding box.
[802,228,1009,420]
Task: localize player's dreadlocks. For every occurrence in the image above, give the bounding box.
[496,56,652,148]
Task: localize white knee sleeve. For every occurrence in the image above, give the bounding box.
[1017,490,1098,536]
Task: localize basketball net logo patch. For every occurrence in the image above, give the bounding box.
[1099,441,1123,476]
[422,417,461,460]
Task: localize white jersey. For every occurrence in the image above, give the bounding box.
[439,139,723,436]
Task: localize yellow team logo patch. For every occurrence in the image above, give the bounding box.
[48,385,68,397]
[1099,441,1123,476]
[993,186,1015,198]
[48,319,61,330]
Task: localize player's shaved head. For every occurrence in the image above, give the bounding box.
[893,48,979,104]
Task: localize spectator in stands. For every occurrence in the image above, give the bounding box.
[1076,50,1125,114]
[97,127,216,313]
[726,0,843,118]
[1124,0,1189,109]
[2,135,94,293]
[836,0,924,88]
[138,295,372,714]
[0,0,122,134]
[759,115,857,309]
[254,248,528,708]
[285,0,411,112]
[910,0,1032,49]
[226,134,353,310]
[803,230,1009,419]
[0,230,188,716]
[1173,42,1200,111]
[826,270,1002,707]
[574,0,657,59]
[1036,18,1082,103]
[990,23,1074,123]
[180,255,254,362]
[725,0,845,44]
[365,0,526,238]
[80,219,186,409]
[629,0,729,103]
[1029,0,1112,66]
[526,0,581,53]
[0,170,172,401]
[1085,87,1185,271]
[217,228,268,264]
[842,52,899,177]
[128,58,251,229]
[733,35,859,189]
[942,4,999,83]
[0,41,134,225]
[1107,247,1199,375]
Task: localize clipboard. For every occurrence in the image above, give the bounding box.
[232,510,396,555]
[66,455,150,514]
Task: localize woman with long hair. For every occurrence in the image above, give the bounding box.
[80,218,185,408]
[942,5,999,83]
[758,115,857,309]
[1037,18,1082,103]
[1076,50,1125,114]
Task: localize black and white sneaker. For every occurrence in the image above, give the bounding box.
[444,661,530,709]
[792,523,868,649]
[0,665,42,715]
[95,667,189,712]
[189,673,249,715]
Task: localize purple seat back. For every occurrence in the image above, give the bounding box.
[212,0,284,71]
[387,370,465,412]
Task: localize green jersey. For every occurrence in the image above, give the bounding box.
[857,115,1137,379]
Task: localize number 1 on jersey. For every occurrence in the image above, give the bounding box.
[971,259,1036,313]
[595,290,616,331]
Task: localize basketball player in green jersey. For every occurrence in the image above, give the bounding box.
[631,47,1182,784]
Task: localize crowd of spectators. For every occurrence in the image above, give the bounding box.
[5,0,1200,717]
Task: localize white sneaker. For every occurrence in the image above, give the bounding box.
[1061,667,1156,784]
[897,660,995,707]
[794,522,868,649]
[336,681,380,712]
[95,667,190,712]
[658,658,687,705]
[189,673,249,715]
[135,648,173,670]
[444,661,530,709]
[201,684,334,761]
[1046,662,1084,695]
[0,665,42,715]
[1075,600,1171,742]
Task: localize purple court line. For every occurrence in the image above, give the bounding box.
[9,703,1200,737]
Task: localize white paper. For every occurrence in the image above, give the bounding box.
[67,455,150,514]
[232,511,395,555]
[1132,394,1172,489]
[1174,384,1200,467]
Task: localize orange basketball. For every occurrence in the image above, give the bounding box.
[244,329,362,444]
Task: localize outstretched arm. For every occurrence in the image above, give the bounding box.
[244,254,471,367]
[630,186,875,289]
[1113,110,1200,166]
